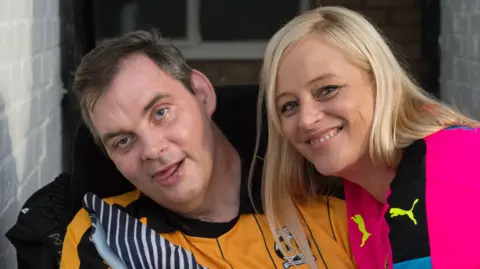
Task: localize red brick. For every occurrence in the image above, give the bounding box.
[189,60,261,86]
[405,59,424,79]
[362,9,389,25]
[312,0,363,9]
[391,50,419,76]
[389,8,421,26]
[381,25,420,45]
[402,43,422,60]
[366,0,416,7]
[412,26,422,42]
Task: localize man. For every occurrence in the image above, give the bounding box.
[60,29,354,268]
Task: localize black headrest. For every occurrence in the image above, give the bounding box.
[70,84,266,209]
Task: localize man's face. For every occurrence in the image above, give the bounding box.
[90,53,217,214]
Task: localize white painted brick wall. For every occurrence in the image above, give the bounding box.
[0,0,64,268]
[439,0,480,119]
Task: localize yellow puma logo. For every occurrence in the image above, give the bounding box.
[351,214,371,247]
[389,198,419,225]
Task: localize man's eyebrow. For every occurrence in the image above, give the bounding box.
[101,94,170,144]
[143,93,169,114]
[102,130,128,144]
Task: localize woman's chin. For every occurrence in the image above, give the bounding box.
[313,164,342,178]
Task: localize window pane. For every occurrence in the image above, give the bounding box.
[200,0,300,41]
[93,0,187,40]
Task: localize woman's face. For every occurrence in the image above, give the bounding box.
[275,34,375,178]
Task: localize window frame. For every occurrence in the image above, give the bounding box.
[174,0,311,60]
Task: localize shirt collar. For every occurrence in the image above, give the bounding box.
[122,136,265,234]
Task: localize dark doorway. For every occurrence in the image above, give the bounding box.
[60,0,96,172]
[420,0,441,98]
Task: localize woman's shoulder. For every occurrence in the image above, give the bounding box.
[426,125,480,141]
[423,126,479,186]
[424,125,480,151]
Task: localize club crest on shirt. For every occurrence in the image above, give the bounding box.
[274,227,316,269]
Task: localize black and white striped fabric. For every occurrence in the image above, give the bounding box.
[83,192,207,269]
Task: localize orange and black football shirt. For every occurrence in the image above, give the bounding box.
[61,141,354,269]
[61,189,353,269]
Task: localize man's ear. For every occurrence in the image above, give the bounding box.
[190,69,216,116]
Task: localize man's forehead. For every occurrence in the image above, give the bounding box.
[105,60,178,102]
[114,55,170,83]
[113,56,185,94]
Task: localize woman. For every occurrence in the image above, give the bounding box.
[254,5,480,269]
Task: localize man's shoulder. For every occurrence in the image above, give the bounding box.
[295,195,351,253]
[102,189,142,206]
[298,195,347,218]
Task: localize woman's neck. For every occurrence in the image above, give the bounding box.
[342,158,396,204]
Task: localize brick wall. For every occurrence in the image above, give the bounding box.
[195,0,423,86]
[190,60,262,86]
[439,0,480,119]
[0,0,64,268]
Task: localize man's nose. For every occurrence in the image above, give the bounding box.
[141,132,168,161]
[298,100,323,131]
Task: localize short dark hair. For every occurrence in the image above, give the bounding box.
[73,29,193,143]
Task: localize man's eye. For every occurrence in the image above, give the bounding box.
[114,136,133,149]
[154,107,169,120]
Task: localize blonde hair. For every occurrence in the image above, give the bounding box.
[251,6,480,268]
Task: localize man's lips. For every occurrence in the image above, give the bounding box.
[152,160,183,182]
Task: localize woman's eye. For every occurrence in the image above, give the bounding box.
[316,85,340,100]
[154,107,169,120]
[321,85,338,95]
[280,101,298,114]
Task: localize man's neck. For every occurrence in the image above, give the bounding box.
[183,125,242,223]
